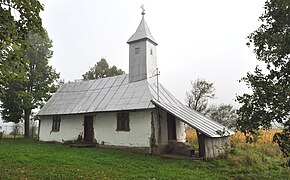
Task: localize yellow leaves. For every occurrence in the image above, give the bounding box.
[230,130,282,144]
[186,129,282,144]
[186,129,198,142]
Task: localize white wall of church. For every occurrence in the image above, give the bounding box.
[39,115,84,142]
[39,108,185,149]
[94,110,152,147]
[176,118,186,142]
[154,108,186,146]
[39,110,152,148]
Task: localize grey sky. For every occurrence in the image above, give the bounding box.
[39,0,265,106]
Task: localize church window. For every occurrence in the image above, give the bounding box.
[52,116,61,132]
[150,48,153,55]
[116,112,130,131]
[135,47,140,54]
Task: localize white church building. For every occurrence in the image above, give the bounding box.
[38,10,234,159]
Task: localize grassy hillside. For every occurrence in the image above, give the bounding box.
[0,139,289,179]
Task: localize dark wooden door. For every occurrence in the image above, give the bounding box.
[198,132,206,158]
[84,115,94,142]
[167,113,177,141]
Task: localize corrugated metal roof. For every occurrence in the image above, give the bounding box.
[127,16,157,45]
[38,75,234,137]
[38,75,154,116]
[148,81,235,137]
[153,101,234,137]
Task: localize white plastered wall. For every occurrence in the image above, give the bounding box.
[154,108,186,146]
[94,110,152,147]
[39,115,84,142]
[39,110,152,147]
[176,118,186,142]
[39,108,185,149]
[204,136,230,159]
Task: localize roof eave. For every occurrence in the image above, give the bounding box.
[127,37,158,45]
[37,106,156,117]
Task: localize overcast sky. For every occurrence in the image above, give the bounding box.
[38,0,266,108]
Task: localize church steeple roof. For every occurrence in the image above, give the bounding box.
[127,11,157,45]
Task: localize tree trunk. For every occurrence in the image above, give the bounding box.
[24,109,31,138]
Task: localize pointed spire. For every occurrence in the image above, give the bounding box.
[127,6,157,45]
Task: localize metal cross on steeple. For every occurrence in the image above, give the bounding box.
[140,4,145,15]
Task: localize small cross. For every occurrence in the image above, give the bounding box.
[140,4,145,15]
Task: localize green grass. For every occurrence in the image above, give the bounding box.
[0,139,289,179]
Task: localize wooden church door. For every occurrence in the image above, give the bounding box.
[84,115,94,142]
[167,113,177,141]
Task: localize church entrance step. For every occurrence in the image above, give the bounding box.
[69,143,96,148]
[168,141,197,157]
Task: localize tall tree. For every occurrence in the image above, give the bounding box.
[0,0,44,95]
[1,79,24,123]
[209,104,238,128]
[0,30,59,138]
[186,78,215,115]
[82,58,124,80]
[237,0,290,158]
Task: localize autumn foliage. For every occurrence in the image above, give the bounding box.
[186,129,282,145]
